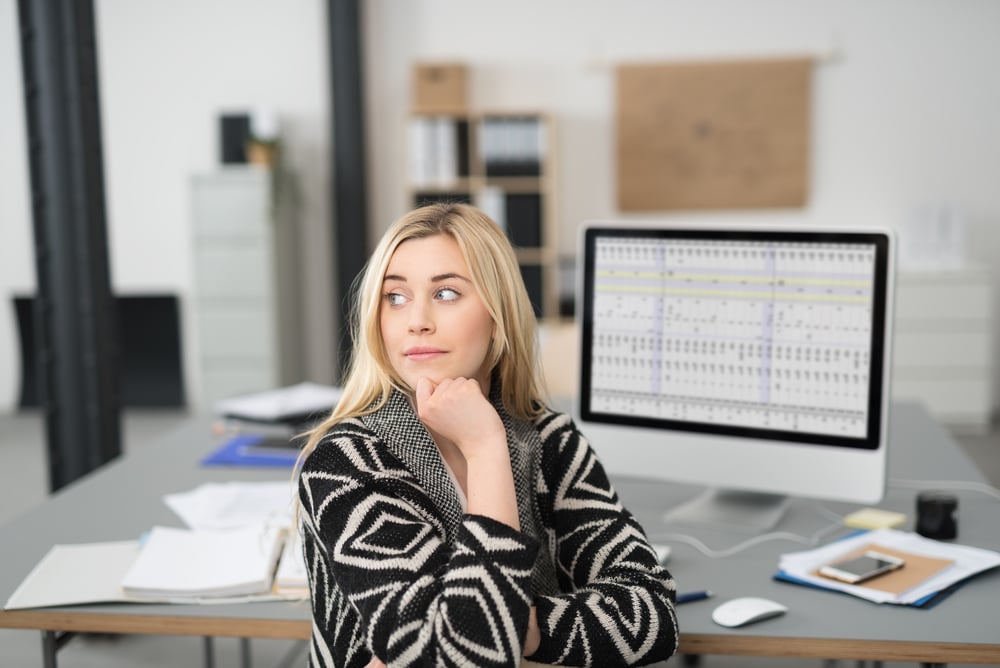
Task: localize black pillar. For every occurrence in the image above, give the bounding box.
[327,0,369,380]
[18,0,121,491]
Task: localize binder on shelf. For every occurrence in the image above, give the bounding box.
[408,117,468,187]
[504,193,543,247]
[433,117,458,184]
[475,186,507,231]
[519,264,544,317]
[479,116,544,177]
[455,119,471,178]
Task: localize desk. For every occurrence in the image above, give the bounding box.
[610,402,1000,664]
[0,419,311,667]
[1,402,998,666]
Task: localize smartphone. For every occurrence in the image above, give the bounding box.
[818,550,905,584]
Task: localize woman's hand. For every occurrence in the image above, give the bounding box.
[415,376,519,530]
[415,377,505,461]
[364,657,387,668]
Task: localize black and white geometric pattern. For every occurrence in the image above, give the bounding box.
[298,389,678,667]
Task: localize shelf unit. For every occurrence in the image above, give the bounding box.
[405,112,559,320]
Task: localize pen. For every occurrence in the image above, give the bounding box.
[676,590,714,605]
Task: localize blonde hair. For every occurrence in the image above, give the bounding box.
[296,202,544,469]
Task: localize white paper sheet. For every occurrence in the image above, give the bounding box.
[5,541,140,610]
[164,481,296,530]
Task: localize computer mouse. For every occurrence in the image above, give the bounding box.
[711,597,788,628]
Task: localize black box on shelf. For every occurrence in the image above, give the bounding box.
[220,113,251,164]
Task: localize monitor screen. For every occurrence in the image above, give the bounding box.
[576,222,895,528]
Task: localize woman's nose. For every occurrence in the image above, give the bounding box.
[408,299,434,334]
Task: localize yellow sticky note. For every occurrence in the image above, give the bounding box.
[843,508,907,530]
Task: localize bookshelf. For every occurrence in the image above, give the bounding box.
[405,112,559,320]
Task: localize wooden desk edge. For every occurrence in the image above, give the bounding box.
[4,611,999,664]
[0,610,312,640]
[679,633,1000,664]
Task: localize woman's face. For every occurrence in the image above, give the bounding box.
[380,234,496,393]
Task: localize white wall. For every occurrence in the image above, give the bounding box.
[0,0,32,410]
[3,0,1000,413]
[363,0,1000,412]
[0,0,334,411]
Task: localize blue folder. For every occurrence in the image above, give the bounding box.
[201,434,300,468]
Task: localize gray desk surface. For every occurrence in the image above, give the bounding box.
[0,419,312,639]
[1,402,998,663]
[613,402,1000,663]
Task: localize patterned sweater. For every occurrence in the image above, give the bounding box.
[298,389,678,667]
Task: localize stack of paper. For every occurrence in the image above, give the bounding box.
[213,382,343,424]
[121,524,285,599]
[777,528,1000,606]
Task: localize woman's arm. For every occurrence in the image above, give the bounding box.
[527,411,679,667]
[415,376,520,530]
[299,422,538,667]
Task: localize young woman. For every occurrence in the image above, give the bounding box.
[296,203,678,667]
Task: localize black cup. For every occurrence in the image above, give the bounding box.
[916,491,958,540]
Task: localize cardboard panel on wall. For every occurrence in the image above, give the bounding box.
[616,58,812,211]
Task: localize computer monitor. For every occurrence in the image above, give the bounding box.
[576,221,895,531]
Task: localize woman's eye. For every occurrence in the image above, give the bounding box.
[384,292,408,306]
[435,287,460,301]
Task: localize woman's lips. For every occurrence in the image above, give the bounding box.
[404,347,445,361]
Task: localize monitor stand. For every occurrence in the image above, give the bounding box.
[662,488,790,533]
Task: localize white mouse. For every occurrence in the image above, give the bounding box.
[711,597,788,628]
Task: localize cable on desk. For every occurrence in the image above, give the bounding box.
[659,502,844,559]
[889,478,1000,502]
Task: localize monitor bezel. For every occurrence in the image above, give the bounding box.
[578,224,892,453]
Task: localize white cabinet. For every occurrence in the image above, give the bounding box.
[190,167,302,409]
[892,268,995,432]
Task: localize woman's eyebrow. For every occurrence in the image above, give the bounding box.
[430,272,471,283]
[383,272,471,284]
